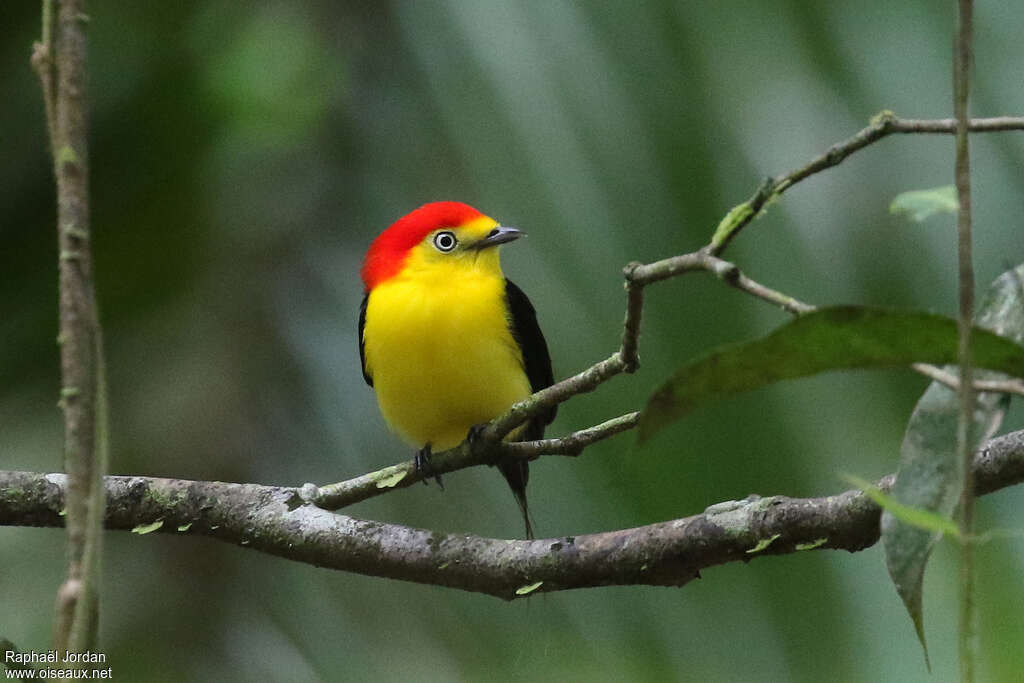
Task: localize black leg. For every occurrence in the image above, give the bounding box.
[467,423,488,443]
[414,443,444,489]
[466,422,490,457]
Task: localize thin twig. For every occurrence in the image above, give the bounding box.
[700,254,817,315]
[627,250,816,315]
[891,117,1024,133]
[620,275,644,372]
[36,0,106,660]
[911,363,1024,398]
[311,404,638,510]
[2,429,1023,600]
[705,115,1024,254]
[30,0,57,151]
[624,250,706,286]
[309,352,1023,512]
[953,2,977,680]
[481,352,630,443]
[501,412,640,458]
[461,114,1024,474]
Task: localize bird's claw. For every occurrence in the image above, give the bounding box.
[467,423,488,444]
[414,444,444,489]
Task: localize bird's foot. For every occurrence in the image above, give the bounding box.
[467,422,487,443]
[414,444,444,489]
[467,423,495,459]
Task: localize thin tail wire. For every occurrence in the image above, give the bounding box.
[512,485,535,540]
[498,457,534,539]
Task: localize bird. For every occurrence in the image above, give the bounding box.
[359,201,555,538]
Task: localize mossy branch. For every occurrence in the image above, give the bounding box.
[1,430,1022,600]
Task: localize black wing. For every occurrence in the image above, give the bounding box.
[358,292,373,387]
[504,278,556,436]
[501,278,555,538]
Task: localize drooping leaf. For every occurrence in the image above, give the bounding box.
[639,306,1024,442]
[881,264,1024,667]
[889,185,959,223]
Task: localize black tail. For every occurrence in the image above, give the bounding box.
[498,457,534,539]
[502,279,556,540]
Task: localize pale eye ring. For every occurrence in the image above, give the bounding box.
[433,231,458,252]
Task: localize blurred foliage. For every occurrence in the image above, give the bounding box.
[641,306,1024,442]
[2,1,1024,681]
[882,261,1024,668]
[890,185,959,224]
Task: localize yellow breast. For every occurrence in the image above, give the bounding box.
[363,264,531,451]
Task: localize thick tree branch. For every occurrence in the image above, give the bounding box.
[1,430,1022,601]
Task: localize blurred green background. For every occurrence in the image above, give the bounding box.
[3,1,1024,681]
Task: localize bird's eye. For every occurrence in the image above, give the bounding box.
[432,231,458,253]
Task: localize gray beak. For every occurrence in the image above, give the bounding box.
[472,226,523,250]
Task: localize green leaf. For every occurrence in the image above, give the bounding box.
[132,519,164,535]
[745,534,781,554]
[177,522,193,532]
[375,470,407,489]
[514,581,544,596]
[639,306,1024,442]
[710,201,755,250]
[845,475,960,538]
[881,264,1024,669]
[795,538,828,551]
[890,186,958,223]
